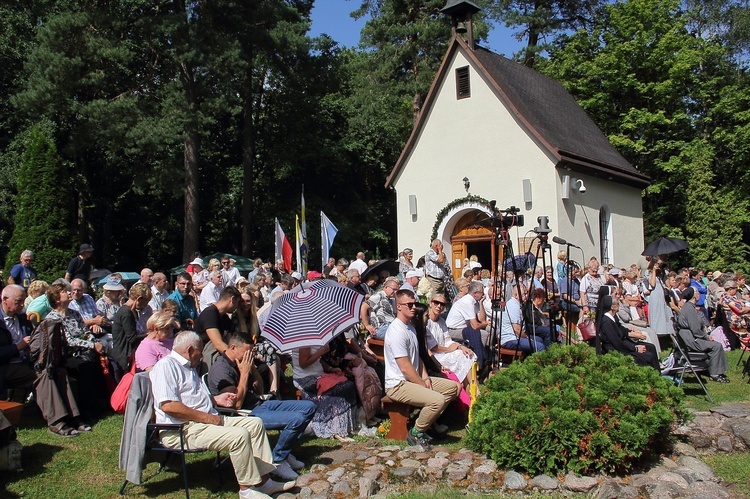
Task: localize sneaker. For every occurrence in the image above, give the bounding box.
[406,427,432,451]
[271,460,299,481]
[239,488,272,499]
[253,478,295,495]
[285,453,305,470]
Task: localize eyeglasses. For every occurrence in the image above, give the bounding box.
[431,300,446,307]
[399,302,416,309]
[726,286,737,290]
[221,261,230,265]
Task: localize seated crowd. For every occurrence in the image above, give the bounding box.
[1,244,746,496]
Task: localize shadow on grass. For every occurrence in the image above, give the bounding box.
[129,453,234,497]
[0,442,65,497]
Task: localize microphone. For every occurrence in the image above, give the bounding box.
[552,236,581,249]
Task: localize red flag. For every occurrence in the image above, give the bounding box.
[275,218,293,273]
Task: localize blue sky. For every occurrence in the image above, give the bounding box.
[309,0,525,58]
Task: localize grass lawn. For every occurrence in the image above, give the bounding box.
[1,349,749,498]
[677,349,750,412]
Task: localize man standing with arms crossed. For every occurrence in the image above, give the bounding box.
[384,289,459,450]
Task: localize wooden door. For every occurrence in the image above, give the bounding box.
[449,211,495,280]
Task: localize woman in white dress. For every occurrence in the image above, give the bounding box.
[423,294,476,387]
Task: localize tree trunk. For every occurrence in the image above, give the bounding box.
[182,129,200,262]
[241,63,255,257]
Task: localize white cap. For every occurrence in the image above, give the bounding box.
[291,271,304,281]
[190,258,205,268]
[405,269,424,279]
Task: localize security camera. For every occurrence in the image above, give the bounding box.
[575,179,587,194]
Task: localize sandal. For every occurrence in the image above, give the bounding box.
[49,423,79,438]
[70,419,92,432]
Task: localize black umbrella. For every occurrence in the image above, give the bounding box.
[641,237,689,256]
[361,259,401,280]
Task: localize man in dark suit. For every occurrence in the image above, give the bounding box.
[0,285,35,399]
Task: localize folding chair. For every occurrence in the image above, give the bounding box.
[119,373,226,499]
[666,331,713,403]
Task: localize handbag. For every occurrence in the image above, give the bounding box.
[577,318,597,341]
[110,362,137,414]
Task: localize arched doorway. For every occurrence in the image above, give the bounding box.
[448,211,499,280]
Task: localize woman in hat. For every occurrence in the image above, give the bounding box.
[96,274,126,323]
[190,258,209,300]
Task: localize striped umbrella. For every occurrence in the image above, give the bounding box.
[258,279,365,352]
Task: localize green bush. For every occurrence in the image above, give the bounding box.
[466,344,688,476]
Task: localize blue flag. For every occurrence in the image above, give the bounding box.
[320,211,338,269]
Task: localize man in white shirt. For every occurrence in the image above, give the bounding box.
[445,281,489,370]
[150,331,294,498]
[149,272,170,311]
[349,252,368,275]
[384,290,459,451]
[199,270,223,311]
[137,268,154,287]
[221,255,241,288]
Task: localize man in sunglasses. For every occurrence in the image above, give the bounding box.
[383,289,459,450]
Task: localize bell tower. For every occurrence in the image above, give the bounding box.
[441,0,481,50]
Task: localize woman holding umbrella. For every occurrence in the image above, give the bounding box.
[292,343,358,441]
[646,256,674,335]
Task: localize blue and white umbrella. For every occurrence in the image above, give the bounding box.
[258,279,365,352]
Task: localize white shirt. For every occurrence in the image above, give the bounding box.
[199,281,221,311]
[222,267,241,288]
[445,293,478,330]
[292,347,325,380]
[500,297,523,345]
[349,258,368,275]
[150,350,216,424]
[149,286,170,311]
[425,317,455,351]
[384,319,420,389]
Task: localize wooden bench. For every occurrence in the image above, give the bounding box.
[381,396,413,441]
[0,401,23,427]
[498,348,526,367]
